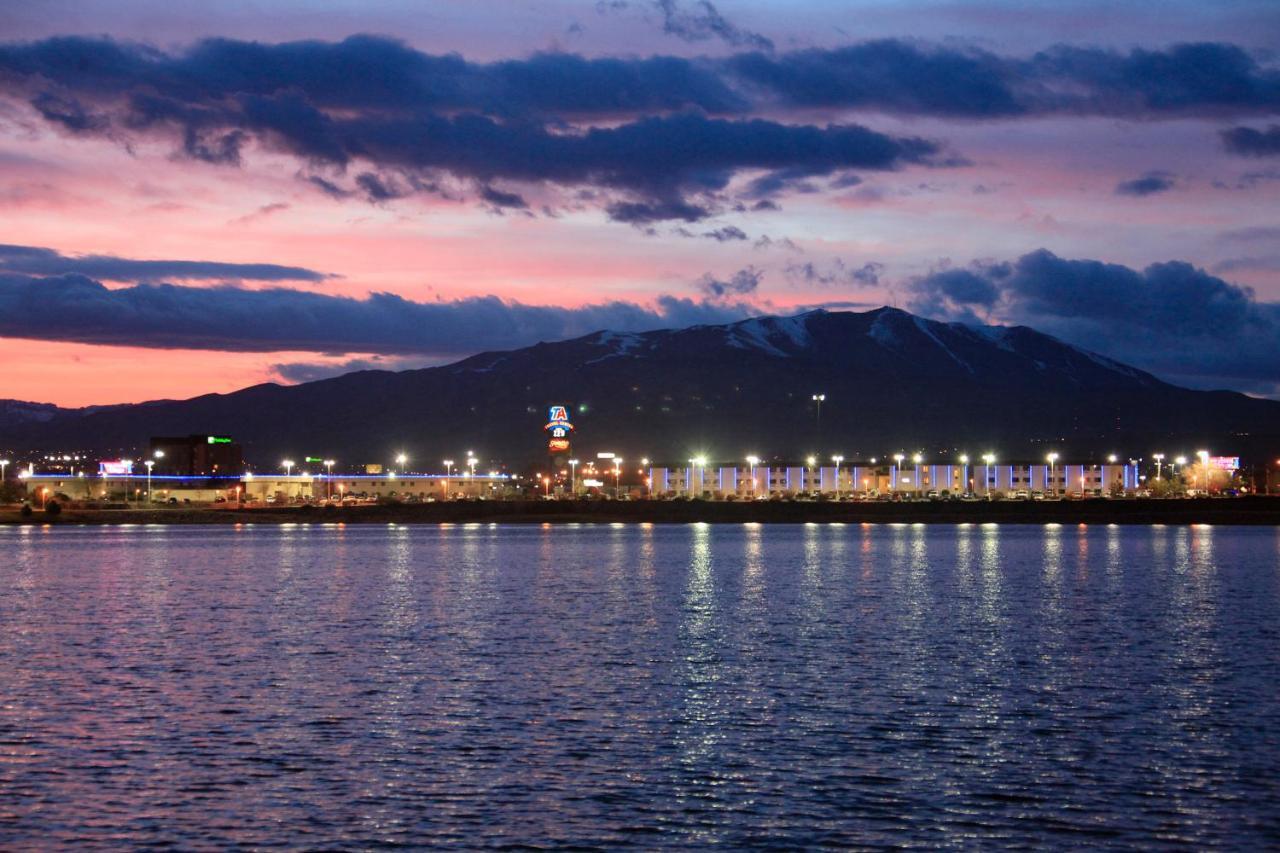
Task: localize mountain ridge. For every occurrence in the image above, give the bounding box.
[3,307,1275,463]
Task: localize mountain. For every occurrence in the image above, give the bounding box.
[6,307,1278,465]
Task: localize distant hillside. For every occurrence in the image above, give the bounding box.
[6,307,1278,465]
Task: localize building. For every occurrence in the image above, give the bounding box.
[647,460,1139,498]
[149,435,244,476]
[23,471,513,505]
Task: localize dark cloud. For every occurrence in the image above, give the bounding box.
[1115,170,1176,196]
[698,266,762,298]
[702,225,747,241]
[479,185,528,209]
[1222,124,1280,156]
[0,243,330,282]
[0,35,941,220]
[269,355,435,383]
[607,198,712,223]
[0,273,756,356]
[729,40,1280,118]
[786,259,884,288]
[654,0,774,51]
[908,249,1280,394]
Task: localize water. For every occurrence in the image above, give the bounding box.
[1,523,1278,848]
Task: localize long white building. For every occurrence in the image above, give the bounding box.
[648,460,1141,498]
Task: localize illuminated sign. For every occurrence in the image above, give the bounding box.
[596,452,615,460]
[1209,456,1240,471]
[365,464,384,474]
[99,460,133,475]
[545,404,574,455]
[305,456,324,463]
[582,479,604,488]
[207,436,233,444]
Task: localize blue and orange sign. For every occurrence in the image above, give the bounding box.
[546,405,573,453]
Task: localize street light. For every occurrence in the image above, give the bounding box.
[614,457,624,498]
[467,454,478,477]
[568,458,578,495]
[144,459,154,503]
[812,393,826,441]
[396,453,407,475]
[0,459,8,484]
[1197,450,1210,493]
[982,453,996,495]
[805,455,817,494]
[283,459,294,478]
[692,456,708,497]
[892,453,904,491]
[746,455,759,497]
[959,454,969,495]
[1153,453,1165,481]
[543,475,551,497]
[912,452,923,493]
[832,454,844,497]
[324,459,335,500]
[1046,452,1059,496]
[443,459,454,498]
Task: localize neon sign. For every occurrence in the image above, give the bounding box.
[207,436,233,444]
[545,405,574,454]
[1209,456,1240,471]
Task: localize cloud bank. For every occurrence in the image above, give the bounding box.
[908,249,1280,395]
[0,272,755,356]
[0,243,330,282]
[3,34,1278,219]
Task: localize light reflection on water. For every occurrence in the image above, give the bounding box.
[0,523,1278,847]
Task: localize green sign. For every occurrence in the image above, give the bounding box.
[207,436,233,444]
[305,456,324,463]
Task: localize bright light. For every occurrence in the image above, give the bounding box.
[806,456,817,467]
[982,453,995,464]
[1175,456,1187,466]
[912,453,922,464]
[1107,454,1117,463]
[746,455,759,466]
[694,456,707,466]
[959,454,969,464]
[1196,449,1209,460]
[641,458,650,466]
[396,453,407,464]
[832,455,844,464]
[154,450,165,459]
[1047,452,1059,463]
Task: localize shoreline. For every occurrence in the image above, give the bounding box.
[3,497,1280,526]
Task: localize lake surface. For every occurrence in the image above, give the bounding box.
[1,523,1278,847]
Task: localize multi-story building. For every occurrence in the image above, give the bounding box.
[648,460,1139,498]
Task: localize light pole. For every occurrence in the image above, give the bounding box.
[568,459,578,496]
[693,456,707,498]
[982,453,996,496]
[543,475,551,497]
[396,453,407,475]
[283,459,294,478]
[806,456,817,495]
[0,459,8,486]
[1197,450,1210,493]
[443,459,454,498]
[325,459,335,500]
[892,453,904,492]
[746,455,759,497]
[1046,452,1059,496]
[832,455,844,498]
[912,452,923,495]
[614,457,623,498]
[145,459,154,503]
[1153,453,1164,481]
[812,393,826,444]
[959,454,969,495]
[467,454,478,478]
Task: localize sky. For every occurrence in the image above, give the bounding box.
[1,0,1278,406]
